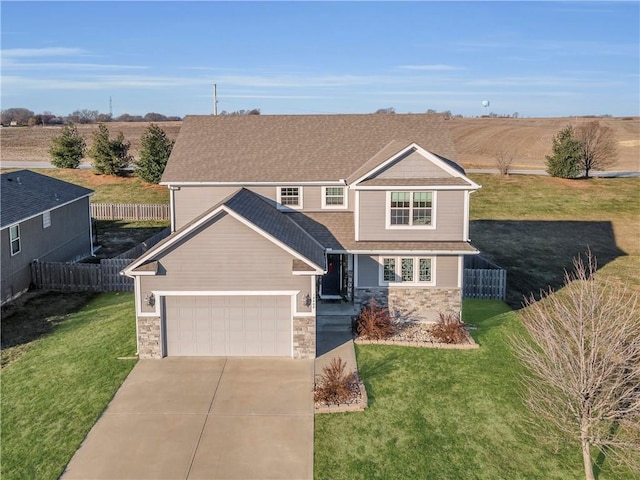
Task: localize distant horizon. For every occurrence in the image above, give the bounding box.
[2,1,638,118]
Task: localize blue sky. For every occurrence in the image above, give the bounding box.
[1,1,638,118]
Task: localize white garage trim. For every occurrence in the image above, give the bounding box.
[135,289,299,317]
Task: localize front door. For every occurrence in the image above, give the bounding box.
[322,254,342,297]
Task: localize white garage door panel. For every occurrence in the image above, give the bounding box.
[165,295,291,357]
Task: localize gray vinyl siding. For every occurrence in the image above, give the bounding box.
[356,254,380,287]
[174,186,277,229]
[1,198,92,304]
[139,211,312,313]
[375,150,453,179]
[356,254,460,288]
[436,255,460,288]
[357,190,465,241]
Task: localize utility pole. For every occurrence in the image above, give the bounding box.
[109,96,113,118]
[213,84,218,115]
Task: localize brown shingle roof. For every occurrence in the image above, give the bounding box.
[161,114,458,183]
[287,211,477,253]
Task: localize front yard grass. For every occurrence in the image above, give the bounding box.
[314,299,632,479]
[1,292,137,480]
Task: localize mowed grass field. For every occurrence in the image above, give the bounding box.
[1,116,638,170]
[468,174,640,305]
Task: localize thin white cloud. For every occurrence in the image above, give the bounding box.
[4,61,148,71]
[396,64,464,71]
[1,47,86,58]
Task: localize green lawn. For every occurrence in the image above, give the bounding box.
[314,300,633,480]
[467,174,640,303]
[0,293,137,480]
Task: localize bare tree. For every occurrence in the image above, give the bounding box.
[575,120,618,178]
[493,148,517,175]
[513,252,640,480]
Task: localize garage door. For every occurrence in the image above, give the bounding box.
[164,295,292,357]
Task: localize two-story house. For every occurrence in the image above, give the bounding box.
[123,114,480,359]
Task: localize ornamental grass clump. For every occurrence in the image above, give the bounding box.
[355,300,395,340]
[431,311,467,344]
[314,357,360,405]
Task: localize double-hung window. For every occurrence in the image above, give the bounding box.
[277,187,303,209]
[388,191,434,227]
[9,224,21,255]
[380,256,434,285]
[322,186,346,208]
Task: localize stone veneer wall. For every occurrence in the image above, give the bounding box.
[293,316,316,359]
[354,287,462,323]
[138,316,162,359]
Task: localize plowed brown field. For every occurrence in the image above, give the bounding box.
[1,117,638,171]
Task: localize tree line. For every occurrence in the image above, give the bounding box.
[49,123,173,184]
[1,108,182,126]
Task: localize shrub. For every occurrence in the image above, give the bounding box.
[49,123,85,168]
[355,299,394,340]
[430,311,467,344]
[314,358,359,405]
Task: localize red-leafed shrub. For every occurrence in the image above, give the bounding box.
[355,300,394,340]
[430,311,467,344]
[314,358,359,405]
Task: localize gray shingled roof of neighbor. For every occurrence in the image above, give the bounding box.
[287,211,477,253]
[127,188,326,273]
[0,170,94,229]
[161,114,459,183]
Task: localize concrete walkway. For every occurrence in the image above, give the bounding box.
[62,357,314,480]
[315,303,359,376]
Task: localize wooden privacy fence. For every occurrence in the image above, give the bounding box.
[30,228,170,293]
[31,258,134,292]
[463,255,507,300]
[91,203,170,221]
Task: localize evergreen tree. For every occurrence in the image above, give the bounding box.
[49,123,85,168]
[135,124,174,184]
[545,125,582,178]
[88,124,132,175]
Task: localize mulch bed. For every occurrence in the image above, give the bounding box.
[314,380,368,414]
[354,321,479,349]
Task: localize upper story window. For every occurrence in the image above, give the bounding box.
[277,187,303,209]
[387,191,435,229]
[380,256,434,286]
[322,186,347,209]
[9,224,21,255]
[43,211,51,229]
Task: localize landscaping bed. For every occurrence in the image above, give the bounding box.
[355,320,478,350]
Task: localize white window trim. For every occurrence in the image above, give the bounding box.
[43,211,51,229]
[378,256,436,286]
[277,186,304,210]
[385,190,437,230]
[321,186,348,210]
[9,224,21,256]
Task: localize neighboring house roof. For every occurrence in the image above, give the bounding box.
[124,188,326,276]
[161,114,458,183]
[287,212,478,254]
[0,170,94,229]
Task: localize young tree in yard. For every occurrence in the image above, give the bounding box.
[49,123,85,168]
[88,124,132,175]
[513,252,640,480]
[575,120,618,178]
[545,125,582,178]
[135,123,174,184]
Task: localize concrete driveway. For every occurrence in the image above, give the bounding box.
[61,357,314,480]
